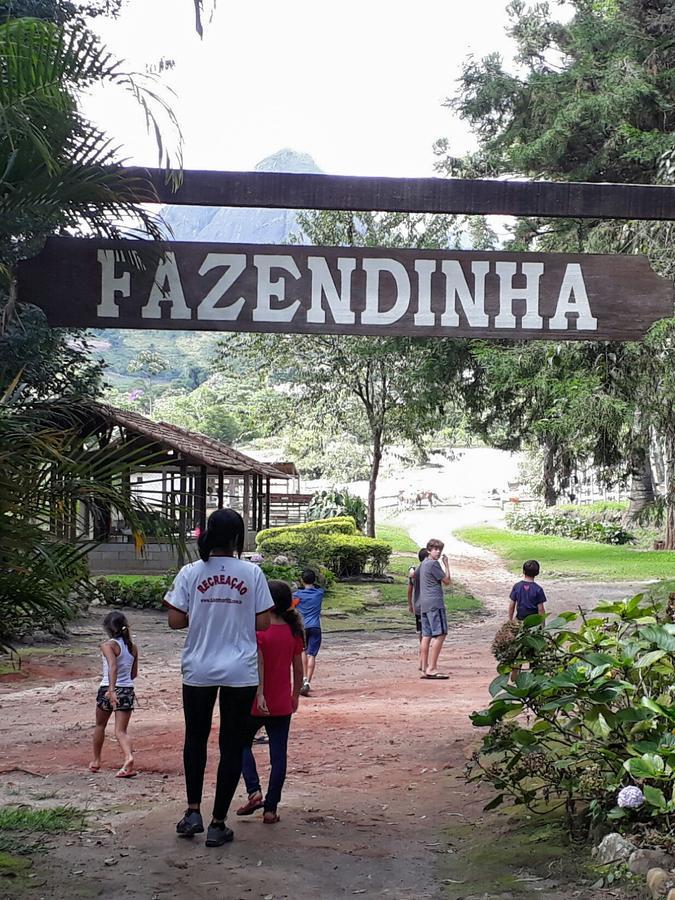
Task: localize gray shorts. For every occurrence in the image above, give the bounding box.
[420,607,448,637]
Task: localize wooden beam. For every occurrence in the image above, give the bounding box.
[126,166,675,221]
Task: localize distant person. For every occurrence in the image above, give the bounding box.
[418,539,451,679]
[90,611,138,778]
[508,560,547,623]
[293,569,325,696]
[237,580,305,824]
[407,548,429,671]
[164,509,273,848]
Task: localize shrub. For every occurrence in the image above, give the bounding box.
[491,621,521,667]
[256,516,357,546]
[258,561,335,588]
[469,591,675,840]
[257,529,391,578]
[94,575,174,609]
[556,501,628,524]
[307,489,367,531]
[506,508,634,545]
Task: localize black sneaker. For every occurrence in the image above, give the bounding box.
[205,822,234,847]
[176,809,204,837]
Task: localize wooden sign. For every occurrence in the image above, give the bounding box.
[17,237,673,341]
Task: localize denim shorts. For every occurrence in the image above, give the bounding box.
[96,685,135,712]
[305,627,322,656]
[420,607,448,637]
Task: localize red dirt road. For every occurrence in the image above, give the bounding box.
[0,525,638,899]
[1,609,495,900]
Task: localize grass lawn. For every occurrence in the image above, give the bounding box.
[322,573,483,633]
[457,525,675,580]
[375,523,419,553]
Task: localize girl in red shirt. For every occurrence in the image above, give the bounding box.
[236,580,305,823]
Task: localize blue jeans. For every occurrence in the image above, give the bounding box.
[241,715,291,812]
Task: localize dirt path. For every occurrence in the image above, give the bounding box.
[0,509,643,900]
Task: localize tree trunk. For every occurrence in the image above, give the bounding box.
[664,427,675,550]
[367,427,383,538]
[651,431,665,493]
[626,446,655,523]
[543,445,557,507]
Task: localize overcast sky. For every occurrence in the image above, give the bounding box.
[86,0,519,177]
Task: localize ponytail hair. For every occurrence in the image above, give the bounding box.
[267,580,305,643]
[103,611,135,655]
[198,508,245,562]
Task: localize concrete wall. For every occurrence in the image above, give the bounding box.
[88,541,198,576]
[88,533,259,575]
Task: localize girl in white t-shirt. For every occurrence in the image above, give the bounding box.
[164,508,273,848]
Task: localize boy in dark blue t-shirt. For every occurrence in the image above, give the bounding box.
[508,559,547,622]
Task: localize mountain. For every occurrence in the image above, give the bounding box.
[160,148,323,244]
[96,149,322,386]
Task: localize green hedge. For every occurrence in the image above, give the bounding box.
[256,516,357,545]
[258,561,335,588]
[506,509,634,545]
[257,531,391,577]
[95,575,173,609]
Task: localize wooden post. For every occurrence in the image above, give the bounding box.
[217,470,224,509]
[178,459,187,567]
[257,475,264,532]
[251,475,260,531]
[197,465,207,531]
[243,474,251,531]
[265,476,271,529]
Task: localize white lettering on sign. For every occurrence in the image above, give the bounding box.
[143,253,191,320]
[494,262,544,329]
[361,259,410,325]
[252,255,301,322]
[549,263,598,331]
[413,260,436,326]
[306,256,356,324]
[197,253,246,321]
[441,261,489,328]
[93,247,603,334]
[98,250,130,318]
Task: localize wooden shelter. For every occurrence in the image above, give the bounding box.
[84,404,289,572]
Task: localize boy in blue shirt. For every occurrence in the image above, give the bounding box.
[508,559,547,623]
[293,569,325,696]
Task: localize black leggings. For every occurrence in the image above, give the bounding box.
[182,684,257,822]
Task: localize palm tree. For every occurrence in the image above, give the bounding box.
[0,15,181,301]
[0,15,183,648]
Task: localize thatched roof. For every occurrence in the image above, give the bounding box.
[92,404,285,478]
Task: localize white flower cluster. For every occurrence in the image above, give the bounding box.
[617,786,645,809]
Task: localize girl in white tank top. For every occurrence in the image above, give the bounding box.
[90,611,139,778]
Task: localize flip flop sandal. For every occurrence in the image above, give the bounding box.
[236,795,264,816]
[422,673,450,680]
[263,812,280,824]
[115,768,137,778]
[88,763,100,773]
